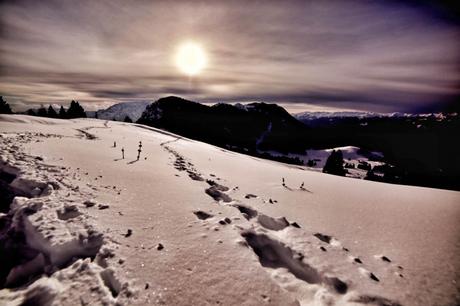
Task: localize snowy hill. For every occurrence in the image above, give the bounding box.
[261,145,386,179]
[95,101,150,121]
[0,115,459,306]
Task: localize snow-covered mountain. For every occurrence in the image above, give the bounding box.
[95,101,150,121]
[0,114,459,306]
[294,111,382,121]
[294,111,457,122]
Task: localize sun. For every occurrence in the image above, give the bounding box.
[175,41,207,76]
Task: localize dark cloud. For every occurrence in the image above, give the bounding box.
[0,0,459,113]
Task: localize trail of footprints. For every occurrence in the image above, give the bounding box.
[75,122,111,140]
[164,143,405,306]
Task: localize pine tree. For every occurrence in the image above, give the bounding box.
[124,115,133,123]
[47,105,58,118]
[59,106,67,119]
[66,100,77,118]
[0,96,13,114]
[37,105,48,117]
[67,100,86,118]
[26,109,36,116]
[322,150,346,176]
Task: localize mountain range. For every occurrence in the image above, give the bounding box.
[137,96,309,154]
[92,96,459,190]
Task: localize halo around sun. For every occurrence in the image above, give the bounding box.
[175,41,207,76]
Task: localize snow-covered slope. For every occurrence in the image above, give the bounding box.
[306,146,385,178]
[95,101,150,121]
[259,146,385,179]
[0,115,459,306]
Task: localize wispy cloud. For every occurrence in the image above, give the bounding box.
[0,0,459,112]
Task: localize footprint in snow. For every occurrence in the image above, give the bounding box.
[241,230,348,295]
[193,210,213,220]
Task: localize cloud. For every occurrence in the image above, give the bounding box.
[0,0,459,113]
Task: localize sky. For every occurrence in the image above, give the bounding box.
[0,0,459,113]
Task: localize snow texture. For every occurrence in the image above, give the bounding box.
[1,114,459,306]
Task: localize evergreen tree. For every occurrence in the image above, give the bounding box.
[123,115,133,123]
[0,96,13,114]
[37,105,48,117]
[67,100,77,118]
[47,105,58,118]
[59,106,67,119]
[322,150,346,176]
[66,100,86,118]
[26,109,36,116]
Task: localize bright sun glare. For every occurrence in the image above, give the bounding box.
[175,42,207,76]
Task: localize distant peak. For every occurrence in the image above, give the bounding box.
[156,96,196,103]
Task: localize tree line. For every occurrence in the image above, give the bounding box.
[0,96,137,123]
[27,100,87,119]
[0,97,87,119]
